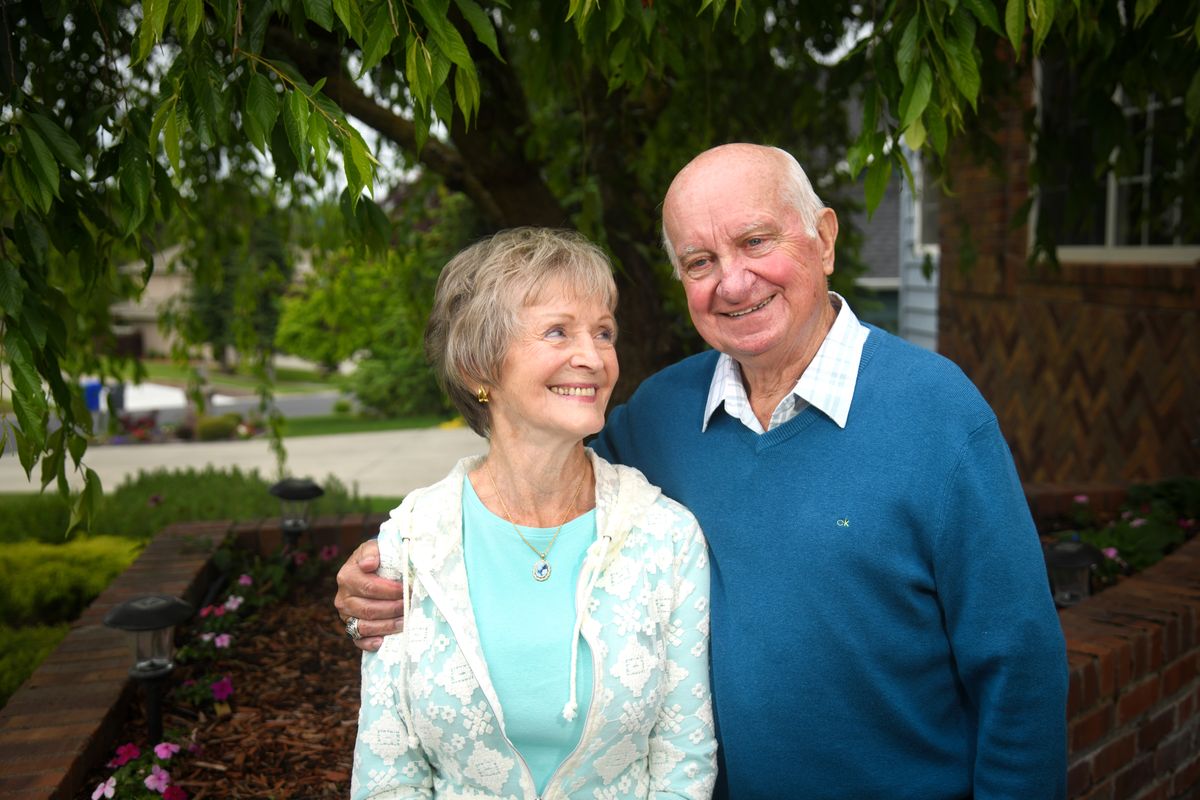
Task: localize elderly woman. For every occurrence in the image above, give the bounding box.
[351,228,716,800]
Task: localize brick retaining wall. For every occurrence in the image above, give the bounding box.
[1,508,1196,798]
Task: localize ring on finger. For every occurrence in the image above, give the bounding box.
[345,616,362,641]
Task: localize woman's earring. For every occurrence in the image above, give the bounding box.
[476,386,490,404]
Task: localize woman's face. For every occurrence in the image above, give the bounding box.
[488,283,619,447]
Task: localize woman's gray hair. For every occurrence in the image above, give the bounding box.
[662,145,825,277]
[425,227,618,437]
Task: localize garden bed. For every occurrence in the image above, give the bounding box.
[77,565,359,799]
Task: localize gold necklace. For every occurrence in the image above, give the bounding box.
[484,460,588,582]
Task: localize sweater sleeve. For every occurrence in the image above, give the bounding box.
[352,520,433,800]
[933,418,1068,800]
[648,506,718,800]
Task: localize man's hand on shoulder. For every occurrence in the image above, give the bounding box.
[335,540,406,652]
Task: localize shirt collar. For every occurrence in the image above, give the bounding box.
[701,292,869,432]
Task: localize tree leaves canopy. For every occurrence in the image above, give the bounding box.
[1,0,1197,531]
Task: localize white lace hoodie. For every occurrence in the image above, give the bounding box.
[352,450,716,800]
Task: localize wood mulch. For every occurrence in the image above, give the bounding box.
[78,570,361,799]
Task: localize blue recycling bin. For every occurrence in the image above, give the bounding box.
[82,379,103,412]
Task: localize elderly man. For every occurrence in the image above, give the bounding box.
[336,143,1068,799]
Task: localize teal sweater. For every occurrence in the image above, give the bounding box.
[593,325,1067,800]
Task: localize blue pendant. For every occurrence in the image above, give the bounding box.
[533,559,551,581]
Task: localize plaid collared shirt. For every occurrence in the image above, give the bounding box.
[701,292,869,433]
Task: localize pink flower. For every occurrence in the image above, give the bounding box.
[199,632,214,643]
[110,743,140,767]
[238,573,253,586]
[213,605,226,616]
[163,786,189,800]
[1072,494,1089,504]
[224,595,243,612]
[1130,518,1148,528]
[1102,547,1119,560]
[214,633,232,648]
[293,551,308,566]
[1180,518,1196,530]
[92,777,116,800]
[319,544,339,561]
[211,676,234,701]
[154,742,181,760]
[144,764,171,792]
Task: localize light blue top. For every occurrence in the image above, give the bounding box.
[461,476,594,794]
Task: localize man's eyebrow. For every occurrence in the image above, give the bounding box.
[734,221,774,237]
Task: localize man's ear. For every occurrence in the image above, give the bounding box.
[816,208,838,276]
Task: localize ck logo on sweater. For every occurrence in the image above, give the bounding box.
[836,517,850,528]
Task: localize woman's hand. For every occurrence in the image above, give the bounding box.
[335,540,406,652]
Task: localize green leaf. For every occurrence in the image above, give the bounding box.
[119,137,152,225]
[925,100,949,156]
[1186,69,1200,131]
[183,0,205,42]
[1029,0,1056,53]
[0,260,24,316]
[418,0,472,68]
[896,15,920,83]
[405,36,435,107]
[432,82,453,126]
[945,13,981,108]
[899,60,933,130]
[284,90,311,172]
[332,0,364,40]
[18,126,60,199]
[454,0,504,61]
[135,0,171,64]
[1005,0,1025,55]
[9,158,51,214]
[245,73,280,153]
[26,113,85,177]
[360,7,397,75]
[904,117,927,150]
[41,427,64,491]
[5,332,48,452]
[453,59,480,125]
[865,153,893,217]
[960,0,1003,35]
[67,429,87,468]
[149,97,175,156]
[308,110,330,172]
[303,0,335,30]
[67,468,103,537]
[605,0,626,34]
[164,107,182,172]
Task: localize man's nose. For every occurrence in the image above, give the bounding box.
[716,256,755,302]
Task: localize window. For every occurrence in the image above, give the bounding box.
[1035,58,1200,260]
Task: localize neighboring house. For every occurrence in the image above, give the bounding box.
[937,66,1199,484]
[848,147,942,351]
[109,244,188,358]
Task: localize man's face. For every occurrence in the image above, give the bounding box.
[663,149,837,373]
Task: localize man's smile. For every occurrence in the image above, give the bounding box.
[723,295,775,318]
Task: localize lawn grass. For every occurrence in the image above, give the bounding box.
[279,413,450,438]
[139,360,333,395]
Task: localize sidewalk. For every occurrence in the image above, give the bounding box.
[0,426,488,497]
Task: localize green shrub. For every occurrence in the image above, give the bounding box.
[0,493,72,543]
[195,413,241,441]
[0,536,143,625]
[0,623,68,707]
[332,397,353,415]
[88,466,373,540]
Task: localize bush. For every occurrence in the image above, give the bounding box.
[0,624,68,707]
[0,493,72,543]
[195,413,241,441]
[0,536,143,625]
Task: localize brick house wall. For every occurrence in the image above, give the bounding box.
[936,73,1200,485]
